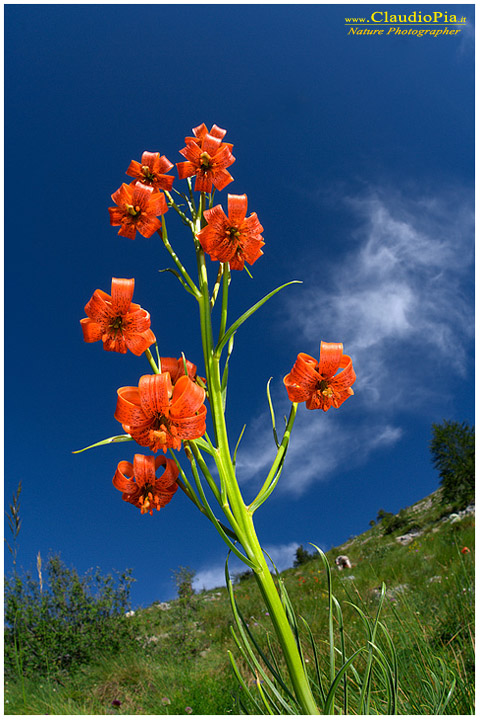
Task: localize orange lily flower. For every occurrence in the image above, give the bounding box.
[109,182,168,239]
[284,342,356,411]
[126,151,174,192]
[461,546,471,554]
[177,131,235,193]
[159,356,202,384]
[113,454,178,515]
[184,123,234,152]
[197,194,264,271]
[114,372,207,452]
[80,278,155,355]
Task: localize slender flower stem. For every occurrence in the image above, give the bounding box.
[144,348,159,374]
[210,264,224,309]
[191,193,319,714]
[158,221,200,298]
[165,191,194,228]
[218,263,230,343]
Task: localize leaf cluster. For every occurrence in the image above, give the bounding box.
[430,420,475,509]
[4,554,135,678]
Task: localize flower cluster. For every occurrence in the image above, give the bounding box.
[107,123,264,273]
[80,123,356,520]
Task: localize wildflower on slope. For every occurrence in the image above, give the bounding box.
[177,131,235,192]
[197,194,264,271]
[461,547,470,554]
[284,341,356,411]
[80,278,155,355]
[126,151,174,191]
[114,372,207,452]
[109,182,168,239]
[113,454,178,515]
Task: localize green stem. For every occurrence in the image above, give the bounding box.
[248,403,297,513]
[158,222,200,298]
[193,193,318,714]
[145,348,159,374]
[165,191,194,228]
[218,262,230,343]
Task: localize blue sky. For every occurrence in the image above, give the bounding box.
[4,4,474,605]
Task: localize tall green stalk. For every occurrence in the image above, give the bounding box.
[189,194,319,714]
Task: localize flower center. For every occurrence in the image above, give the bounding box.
[110,316,123,331]
[125,204,141,217]
[317,379,333,397]
[139,486,161,515]
[148,412,172,448]
[199,152,213,171]
[226,227,240,239]
[141,166,156,183]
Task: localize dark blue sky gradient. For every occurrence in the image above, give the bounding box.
[5,5,474,605]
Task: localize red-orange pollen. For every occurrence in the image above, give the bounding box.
[139,489,161,515]
[149,413,172,448]
[125,203,141,217]
[317,379,334,398]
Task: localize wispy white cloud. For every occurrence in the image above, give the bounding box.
[237,187,473,496]
[291,188,474,404]
[193,541,310,592]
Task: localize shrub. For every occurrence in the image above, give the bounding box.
[4,554,135,678]
[430,420,475,509]
[378,508,413,536]
[172,566,196,601]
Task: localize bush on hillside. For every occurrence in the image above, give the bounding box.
[172,566,196,601]
[377,508,415,536]
[430,420,475,509]
[4,554,135,678]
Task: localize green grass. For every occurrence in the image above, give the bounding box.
[4,490,475,714]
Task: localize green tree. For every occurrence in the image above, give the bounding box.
[172,566,196,600]
[430,420,475,509]
[293,545,313,567]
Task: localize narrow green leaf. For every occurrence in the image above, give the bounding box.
[189,437,216,457]
[215,281,302,357]
[299,615,326,705]
[72,434,133,454]
[266,378,280,448]
[158,268,196,296]
[310,544,336,685]
[227,651,264,714]
[323,647,366,715]
[233,425,247,467]
[256,674,275,714]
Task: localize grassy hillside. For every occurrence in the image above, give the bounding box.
[5,490,475,715]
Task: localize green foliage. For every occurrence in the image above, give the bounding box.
[293,544,315,567]
[375,507,419,537]
[171,565,196,601]
[4,491,475,715]
[430,420,475,509]
[4,554,135,678]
